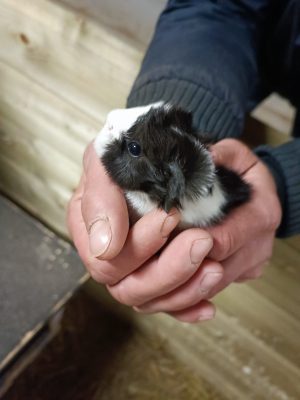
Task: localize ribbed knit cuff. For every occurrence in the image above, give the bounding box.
[256,142,300,238]
[127,72,243,141]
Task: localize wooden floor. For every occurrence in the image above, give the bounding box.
[86,237,300,400]
[3,236,300,400]
[0,1,299,399]
[3,289,226,400]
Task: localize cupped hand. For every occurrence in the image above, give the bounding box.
[68,142,180,284]
[68,139,282,323]
[207,139,282,293]
[135,139,282,317]
[68,142,221,322]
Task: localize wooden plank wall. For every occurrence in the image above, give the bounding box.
[58,0,167,48]
[0,0,296,236]
[0,1,299,399]
[0,0,146,235]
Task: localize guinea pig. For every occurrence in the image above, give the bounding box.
[94,102,251,228]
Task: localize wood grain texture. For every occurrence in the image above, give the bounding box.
[0,0,144,235]
[87,236,300,400]
[0,0,296,235]
[57,0,167,48]
[0,1,299,398]
[252,94,296,136]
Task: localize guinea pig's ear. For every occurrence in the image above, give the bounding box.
[166,107,194,132]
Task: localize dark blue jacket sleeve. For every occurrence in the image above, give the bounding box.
[127,0,300,237]
[128,0,269,139]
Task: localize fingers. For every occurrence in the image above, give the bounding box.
[90,208,181,285]
[132,232,273,316]
[67,176,117,283]
[207,161,281,261]
[208,139,259,261]
[68,138,279,326]
[134,259,223,313]
[68,178,117,286]
[168,300,216,323]
[81,142,129,260]
[70,206,180,285]
[208,232,274,298]
[108,229,213,306]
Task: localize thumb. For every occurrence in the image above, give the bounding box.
[210,138,258,175]
[81,142,129,260]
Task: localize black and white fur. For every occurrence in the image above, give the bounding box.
[94,102,251,228]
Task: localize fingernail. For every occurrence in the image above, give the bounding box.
[161,211,179,238]
[190,238,213,264]
[199,272,223,294]
[197,310,215,321]
[89,217,112,257]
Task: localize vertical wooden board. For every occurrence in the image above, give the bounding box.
[56,0,167,47]
[252,94,296,135]
[0,62,100,152]
[0,62,96,235]
[0,0,143,120]
[0,0,149,234]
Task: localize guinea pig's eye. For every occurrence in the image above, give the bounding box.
[127,141,141,157]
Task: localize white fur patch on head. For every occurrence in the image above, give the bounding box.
[94,102,164,157]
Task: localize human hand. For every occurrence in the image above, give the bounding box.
[68,141,180,283]
[206,139,282,293]
[67,142,223,322]
[134,139,282,318]
[68,139,282,323]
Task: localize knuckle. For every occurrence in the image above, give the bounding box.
[89,267,102,283]
[89,267,107,284]
[88,261,117,285]
[172,265,191,284]
[109,282,142,306]
[213,228,235,261]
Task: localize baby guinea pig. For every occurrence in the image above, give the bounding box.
[94,102,251,228]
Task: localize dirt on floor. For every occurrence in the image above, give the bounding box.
[3,288,225,400]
